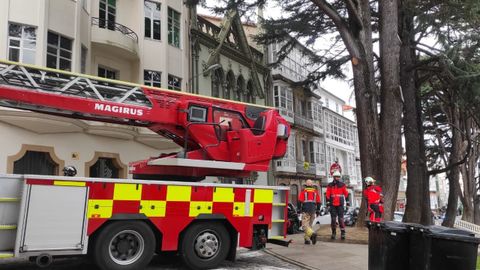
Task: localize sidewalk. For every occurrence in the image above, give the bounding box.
[265,232,368,270]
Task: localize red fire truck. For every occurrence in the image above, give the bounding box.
[0,60,290,270]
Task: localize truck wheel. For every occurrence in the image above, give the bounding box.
[181,222,230,270]
[92,221,155,270]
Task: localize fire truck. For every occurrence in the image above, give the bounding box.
[0,59,291,270]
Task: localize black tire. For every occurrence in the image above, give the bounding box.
[92,221,155,270]
[180,222,231,270]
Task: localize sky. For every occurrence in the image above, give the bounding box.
[197,0,354,104]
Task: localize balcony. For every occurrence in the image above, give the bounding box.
[91,17,139,59]
[277,108,294,123]
[313,120,323,135]
[274,158,297,173]
[294,115,314,131]
[296,161,316,175]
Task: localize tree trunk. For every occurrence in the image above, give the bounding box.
[442,108,462,227]
[379,0,402,221]
[474,194,480,225]
[460,164,474,222]
[399,0,431,225]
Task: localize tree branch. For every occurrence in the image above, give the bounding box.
[310,0,361,58]
[345,0,363,29]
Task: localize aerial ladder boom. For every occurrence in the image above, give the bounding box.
[0,60,290,180]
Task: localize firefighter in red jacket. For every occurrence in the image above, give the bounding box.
[298,179,321,245]
[364,176,384,222]
[326,171,349,240]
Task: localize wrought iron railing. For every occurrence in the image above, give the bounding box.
[91,17,138,43]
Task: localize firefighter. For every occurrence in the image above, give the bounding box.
[298,179,321,245]
[326,170,349,240]
[364,176,384,222]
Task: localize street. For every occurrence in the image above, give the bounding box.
[0,249,303,270]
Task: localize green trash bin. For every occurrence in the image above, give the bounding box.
[408,224,480,270]
[367,221,410,270]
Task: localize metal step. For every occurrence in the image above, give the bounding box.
[0,225,17,251]
[0,224,16,230]
[0,198,20,202]
[0,251,14,259]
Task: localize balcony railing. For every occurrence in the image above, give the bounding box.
[92,17,138,43]
[296,161,316,175]
[294,115,314,131]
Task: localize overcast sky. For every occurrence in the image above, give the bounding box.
[197,0,354,104]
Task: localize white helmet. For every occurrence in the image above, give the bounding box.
[364,176,375,184]
[332,170,341,177]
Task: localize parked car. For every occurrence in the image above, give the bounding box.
[287,203,301,234]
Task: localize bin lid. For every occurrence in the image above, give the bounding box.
[368,221,409,233]
[415,225,480,243]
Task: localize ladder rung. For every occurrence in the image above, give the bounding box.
[272,203,286,206]
[0,251,14,259]
[0,198,20,202]
[0,225,17,230]
[272,219,285,223]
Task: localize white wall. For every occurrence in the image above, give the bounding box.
[0,121,172,178]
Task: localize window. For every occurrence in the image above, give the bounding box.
[13,151,58,175]
[168,7,181,47]
[99,0,116,30]
[8,23,37,64]
[309,141,315,163]
[98,66,117,79]
[144,70,161,87]
[144,1,161,40]
[81,46,87,74]
[273,85,293,118]
[47,32,72,71]
[168,74,182,90]
[89,157,119,178]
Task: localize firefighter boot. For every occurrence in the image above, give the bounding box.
[310,232,317,245]
[341,230,346,240]
[331,229,336,240]
[304,240,311,245]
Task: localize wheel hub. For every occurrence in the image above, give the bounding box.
[194,231,219,259]
[109,230,145,265]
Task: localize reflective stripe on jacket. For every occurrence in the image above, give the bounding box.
[298,187,321,213]
[326,181,349,206]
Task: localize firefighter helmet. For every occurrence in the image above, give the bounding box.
[364,176,375,184]
[63,166,77,177]
[332,170,341,177]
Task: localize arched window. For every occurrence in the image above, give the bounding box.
[13,151,59,175]
[86,152,127,178]
[211,68,225,98]
[235,75,245,101]
[8,145,64,175]
[225,70,235,100]
[89,158,120,178]
[245,80,255,104]
[290,184,298,207]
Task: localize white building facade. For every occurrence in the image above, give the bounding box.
[0,0,190,178]
[267,40,361,206]
[0,1,271,185]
